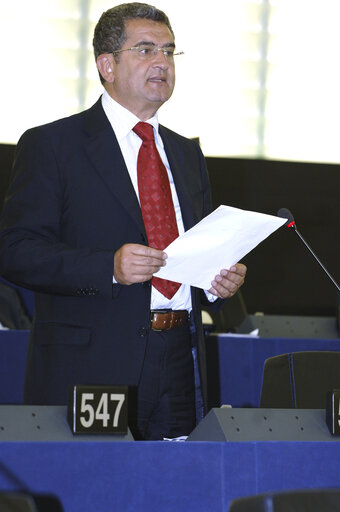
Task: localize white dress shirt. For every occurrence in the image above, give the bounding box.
[101,90,193,311]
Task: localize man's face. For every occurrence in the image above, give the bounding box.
[107,19,176,120]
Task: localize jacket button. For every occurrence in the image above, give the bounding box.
[138,327,148,337]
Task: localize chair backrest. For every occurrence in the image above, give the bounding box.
[202,290,248,333]
[0,492,63,512]
[260,351,340,408]
[229,489,340,512]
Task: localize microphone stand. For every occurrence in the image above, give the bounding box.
[290,223,340,293]
[288,222,340,338]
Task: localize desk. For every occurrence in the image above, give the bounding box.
[2,330,340,407]
[2,332,340,511]
[1,440,340,512]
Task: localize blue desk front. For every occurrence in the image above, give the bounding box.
[2,330,340,406]
[1,440,340,512]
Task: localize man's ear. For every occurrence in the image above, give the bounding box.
[96,54,115,83]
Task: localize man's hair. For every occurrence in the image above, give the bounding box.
[93,2,174,83]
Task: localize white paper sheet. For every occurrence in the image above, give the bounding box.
[155,205,287,290]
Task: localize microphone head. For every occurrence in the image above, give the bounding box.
[277,208,296,228]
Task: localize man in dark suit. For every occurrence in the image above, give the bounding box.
[0,3,246,440]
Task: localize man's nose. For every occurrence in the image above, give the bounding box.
[152,48,169,67]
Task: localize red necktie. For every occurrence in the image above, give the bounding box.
[133,121,181,299]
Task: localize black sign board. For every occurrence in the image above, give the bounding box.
[68,385,128,434]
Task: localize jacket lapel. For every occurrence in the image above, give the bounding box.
[159,126,198,231]
[81,100,197,239]
[82,99,146,236]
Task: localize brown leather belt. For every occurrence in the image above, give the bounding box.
[150,309,189,331]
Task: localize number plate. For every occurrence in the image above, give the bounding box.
[68,385,128,434]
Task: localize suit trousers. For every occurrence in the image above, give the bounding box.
[129,322,196,440]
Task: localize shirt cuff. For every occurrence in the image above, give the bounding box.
[204,290,218,302]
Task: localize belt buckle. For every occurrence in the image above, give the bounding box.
[150,309,171,331]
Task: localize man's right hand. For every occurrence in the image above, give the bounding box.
[113,243,167,285]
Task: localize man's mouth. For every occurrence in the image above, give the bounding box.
[148,77,166,83]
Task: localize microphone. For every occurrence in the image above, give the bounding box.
[277,207,340,293]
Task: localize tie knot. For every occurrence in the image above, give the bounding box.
[133,121,154,142]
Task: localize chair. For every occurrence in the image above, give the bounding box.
[0,492,63,511]
[202,290,248,333]
[229,489,340,512]
[260,351,340,408]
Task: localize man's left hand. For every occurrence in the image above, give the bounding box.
[209,263,247,299]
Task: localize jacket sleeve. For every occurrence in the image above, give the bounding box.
[0,127,115,299]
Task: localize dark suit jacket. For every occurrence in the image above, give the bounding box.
[0,98,220,407]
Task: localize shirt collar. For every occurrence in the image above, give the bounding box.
[101,89,162,146]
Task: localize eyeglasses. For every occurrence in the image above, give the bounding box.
[111,44,184,60]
